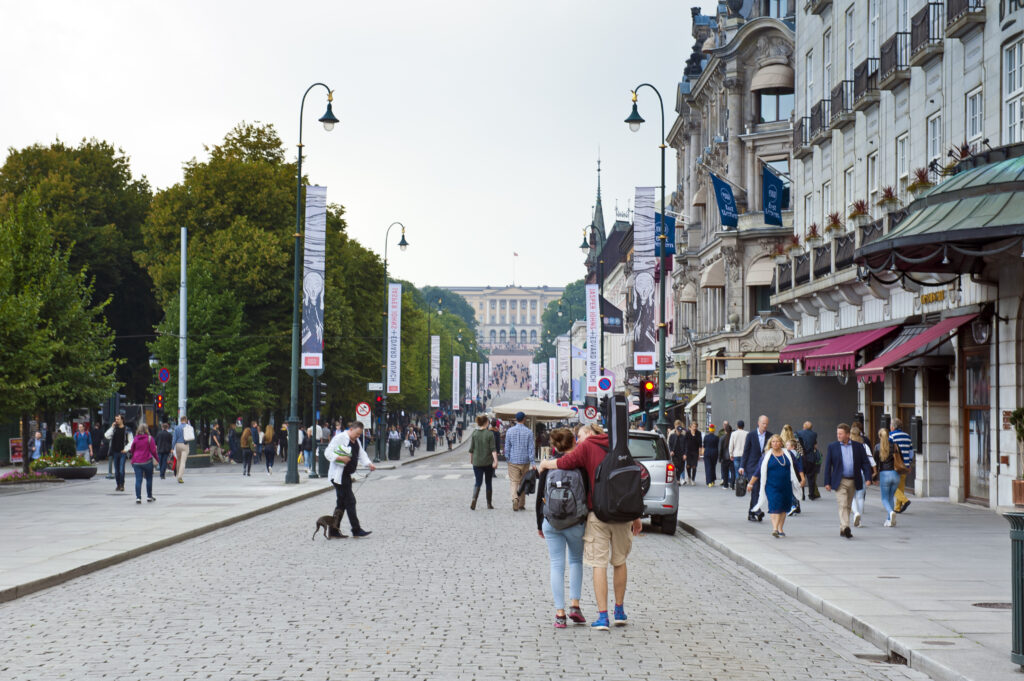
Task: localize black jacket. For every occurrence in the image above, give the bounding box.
[155,429,173,454]
[517,468,538,496]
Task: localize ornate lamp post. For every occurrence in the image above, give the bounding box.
[376,222,409,462]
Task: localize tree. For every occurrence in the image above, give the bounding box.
[422,286,478,335]
[533,279,586,362]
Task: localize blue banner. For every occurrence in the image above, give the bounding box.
[655,212,676,256]
[710,173,738,228]
[762,165,784,226]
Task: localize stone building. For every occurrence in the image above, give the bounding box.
[446,285,562,352]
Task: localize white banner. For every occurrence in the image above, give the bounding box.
[530,363,539,395]
[430,335,440,408]
[538,362,547,401]
[632,186,657,370]
[556,335,570,403]
[465,361,473,405]
[301,185,327,371]
[471,360,478,403]
[585,283,600,395]
[386,283,402,393]
[548,357,557,404]
[452,355,461,411]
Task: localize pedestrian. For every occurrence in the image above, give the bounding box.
[740,415,771,522]
[875,428,907,527]
[129,423,158,504]
[797,421,820,500]
[210,423,224,463]
[240,424,254,476]
[536,427,587,629]
[889,418,914,513]
[748,435,805,538]
[323,422,376,537]
[227,424,241,464]
[92,422,106,462]
[155,422,173,479]
[702,424,720,487]
[681,421,702,485]
[264,424,276,475]
[250,420,262,465]
[779,424,804,513]
[105,415,131,492]
[668,420,686,477]
[503,411,535,512]
[824,423,875,539]
[718,422,733,489]
[849,424,877,528]
[468,414,498,510]
[74,423,93,462]
[278,424,289,464]
[302,426,314,472]
[29,430,44,461]
[538,424,641,631]
[728,419,746,489]
[172,416,191,484]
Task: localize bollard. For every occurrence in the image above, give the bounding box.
[1005,511,1024,669]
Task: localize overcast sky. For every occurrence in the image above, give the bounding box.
[1,0,715,289]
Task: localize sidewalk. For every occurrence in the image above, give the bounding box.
[677,482,1017,681]
[0,464,332,603]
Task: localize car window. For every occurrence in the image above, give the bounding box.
[628,436,667,461]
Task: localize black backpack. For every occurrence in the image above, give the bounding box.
[543,468,588,530]
[591,396,646,523]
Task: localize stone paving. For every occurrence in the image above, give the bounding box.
[1,446,934,681]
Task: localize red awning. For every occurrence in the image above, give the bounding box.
[779,339,831,363]
[855,314,978,383]
[803,326,899,372]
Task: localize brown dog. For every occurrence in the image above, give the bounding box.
[313,515,348,540]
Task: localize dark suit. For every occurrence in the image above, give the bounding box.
[824,440,874,531]
[797,428,819,499]
[741,429,771,514]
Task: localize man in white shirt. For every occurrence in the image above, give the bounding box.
[728,420,747,490]
[324,422,376,538]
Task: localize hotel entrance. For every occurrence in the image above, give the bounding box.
[960,328,991,504]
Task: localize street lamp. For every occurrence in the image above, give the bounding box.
[286,82,337,485]
[427,297,442,411]
[377,221,409,462]
[625,83,670,436]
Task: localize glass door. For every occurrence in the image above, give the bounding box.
[962,351,991,502]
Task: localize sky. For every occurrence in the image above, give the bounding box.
[0,0,717,289]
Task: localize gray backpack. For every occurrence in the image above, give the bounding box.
[543,468,588,530]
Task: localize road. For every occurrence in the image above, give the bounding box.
[3,445,935,681]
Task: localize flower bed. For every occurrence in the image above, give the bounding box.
[0,470,64,485]
[29,456,97,480]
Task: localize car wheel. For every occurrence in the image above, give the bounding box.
[660,512,678,535]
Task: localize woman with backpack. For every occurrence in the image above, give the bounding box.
[468,414,497,510]
[536,427,588,629]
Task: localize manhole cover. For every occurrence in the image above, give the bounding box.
[973,602,1012,609]
[922,641,956,646]
[877,576,900,579]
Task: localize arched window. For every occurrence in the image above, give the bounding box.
[499,330,506,343]
[520,330,527,344]
[489,330,497,345]
[530,330,537,343]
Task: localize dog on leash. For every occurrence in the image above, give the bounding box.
[313,515,347,540]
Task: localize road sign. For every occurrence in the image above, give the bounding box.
[355,401,372,428]
[158,367,170,383]
[367,382,383,392]
[597,376,613,394]
[580,405,599,424]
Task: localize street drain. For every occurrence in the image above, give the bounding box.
[973,602,1012,609]
[854,652,907,665]
[877,576,900,579]
[922,641,955,646]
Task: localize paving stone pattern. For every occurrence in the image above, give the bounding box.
[2,452,935,681]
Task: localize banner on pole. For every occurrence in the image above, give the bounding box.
[538,362,548,401]
[710,173,738,228]
[632,187,657,370]
[471,360,478,403]
[601,296,624,334]
[465,362,473,405]
[585,284,600,394]
[301,185,327,371]
[548,357,557,404]
[452,355,461,411]
[386,283,402,393]
[429,335,440,408]
[557,335,570,403]
[654,211,676,257]
[530,363,539,396]
[762,164,785,226]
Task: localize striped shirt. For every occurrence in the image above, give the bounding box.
[890,428,914,467]
[503,423,535,464]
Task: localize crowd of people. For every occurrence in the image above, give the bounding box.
[489,359,529,392]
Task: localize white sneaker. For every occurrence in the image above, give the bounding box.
[884,519,891,527]
[853,514,861,527]
[889,512,896,527]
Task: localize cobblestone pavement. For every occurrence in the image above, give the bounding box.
[2,450,935,681]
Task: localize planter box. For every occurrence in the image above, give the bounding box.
[187,455,212,469]
[1014,480,1024,507]
[43,466,97,480]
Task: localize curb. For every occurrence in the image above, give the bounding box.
[0,483,332,605]
[678,518,966,681]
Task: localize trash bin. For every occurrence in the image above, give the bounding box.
[388,438,402,461]
[1006,511,1024,669]
[317,443,329,478]
[426,436,435,452]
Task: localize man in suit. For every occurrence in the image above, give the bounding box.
[797,421,820,500]
[824,423,875,538]
[738,415,771,522]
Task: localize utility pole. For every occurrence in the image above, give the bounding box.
[178,226,188,419]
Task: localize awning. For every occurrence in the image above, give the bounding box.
[700,258,725,288]
[679,281,697,303]
[803,325,899,372]
[856,314,978,382]
[685,386,706,411]
[750,63,794,92]
[779,338,831,363]
[691,184,707,207]
[745,258,775,286]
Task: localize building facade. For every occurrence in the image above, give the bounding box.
[779,0,1024,509]
[446,286,563,352]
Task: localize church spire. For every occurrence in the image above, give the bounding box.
[592,153,606,239]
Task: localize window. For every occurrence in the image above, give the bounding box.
[763,0,784,18]
[867,152,879,216]
[928,113,942,180]
[765,159,791,210]
[750,286,773,317]
[1007,41,1024,144]
[758,90,795,122]
[489,330,496,344]
[896,133,909,199]
[822,181,832,224]
[844,166,855,214]
[530,330,537,343]
[967,88,984,142]
[805,50,815,115]
[804,193,813,231]
[845,7,856,81]
[499,330,506,343]
[868,0,878,58]
[823,30,832,98]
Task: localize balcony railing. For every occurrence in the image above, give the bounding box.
[777,261,792,292]
[794,117,812,159]
[812,245,832,278]
[879,33,911,89]
[794,254,811,285]
[853,58,880,111]
[834,233,855,269]
[911,3,945,66]
[860,218,885,247]
[946,0,984,39]
[830,80,855,129]
[809,99,831,144]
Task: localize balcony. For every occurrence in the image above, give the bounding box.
[809,99,831,145]
[834,232,856,268]
[806,0,832,15]
[794,117,813,160]
[860,218,885,248]
[910,3,944,67]
[777,261,792,292]
[812,244,832,277]
[830,80,855,130]
[794,254,811,285]
[853,58,880,111]
[879,33,911,90]
[946,0,984,39]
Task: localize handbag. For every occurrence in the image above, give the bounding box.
[735,474,748,497]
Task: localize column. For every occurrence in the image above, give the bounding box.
[725,78,744,211]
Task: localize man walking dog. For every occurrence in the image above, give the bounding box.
[324,422,376,537]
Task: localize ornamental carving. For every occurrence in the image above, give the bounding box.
[721,246,741,283]
[756,36,793,66]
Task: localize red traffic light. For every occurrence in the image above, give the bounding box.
[643,380,655,391]
[375,395,383,404]
[156,394,163,409]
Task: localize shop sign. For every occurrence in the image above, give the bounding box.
[920,290,945,305]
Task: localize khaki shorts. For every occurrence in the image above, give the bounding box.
[583,511,633,567]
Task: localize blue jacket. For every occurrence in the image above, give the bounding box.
[172,424,186,446]
[741,429,771,473]
[796,428,818,459]
[823,441,874,491]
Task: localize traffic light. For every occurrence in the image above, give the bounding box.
[156,394,164,410]
[599,395,610,424]
[638,379,655,418]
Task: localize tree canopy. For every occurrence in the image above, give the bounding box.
[533,278,586,362]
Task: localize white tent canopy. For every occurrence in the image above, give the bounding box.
[491,397,575,421]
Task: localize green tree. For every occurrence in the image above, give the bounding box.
[422,286,478,335]
[533,279,586,362]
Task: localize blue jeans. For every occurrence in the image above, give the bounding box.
[133,462,154,500]
[542,519,584,611]
[113,453,127,488]
[879,470,899,515]
[158,452,170,478]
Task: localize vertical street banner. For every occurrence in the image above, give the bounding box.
[301,185,327,371]
[452,355,461,410]
[548,357,557,404]
[471,361,478,403]
[556,335,570,404]
[632,186,657,371]
[530,363,539,395]
[386,283,402,393]
[710,173,738,228]
[654,211,676,257]
[465,362,473,405]
[538,362,548,401]
[429,335,440,408]
[762,164,784,226]
[585,283,600,395]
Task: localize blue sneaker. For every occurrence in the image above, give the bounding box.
[613,605,627,626]
[591,612,610,631]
